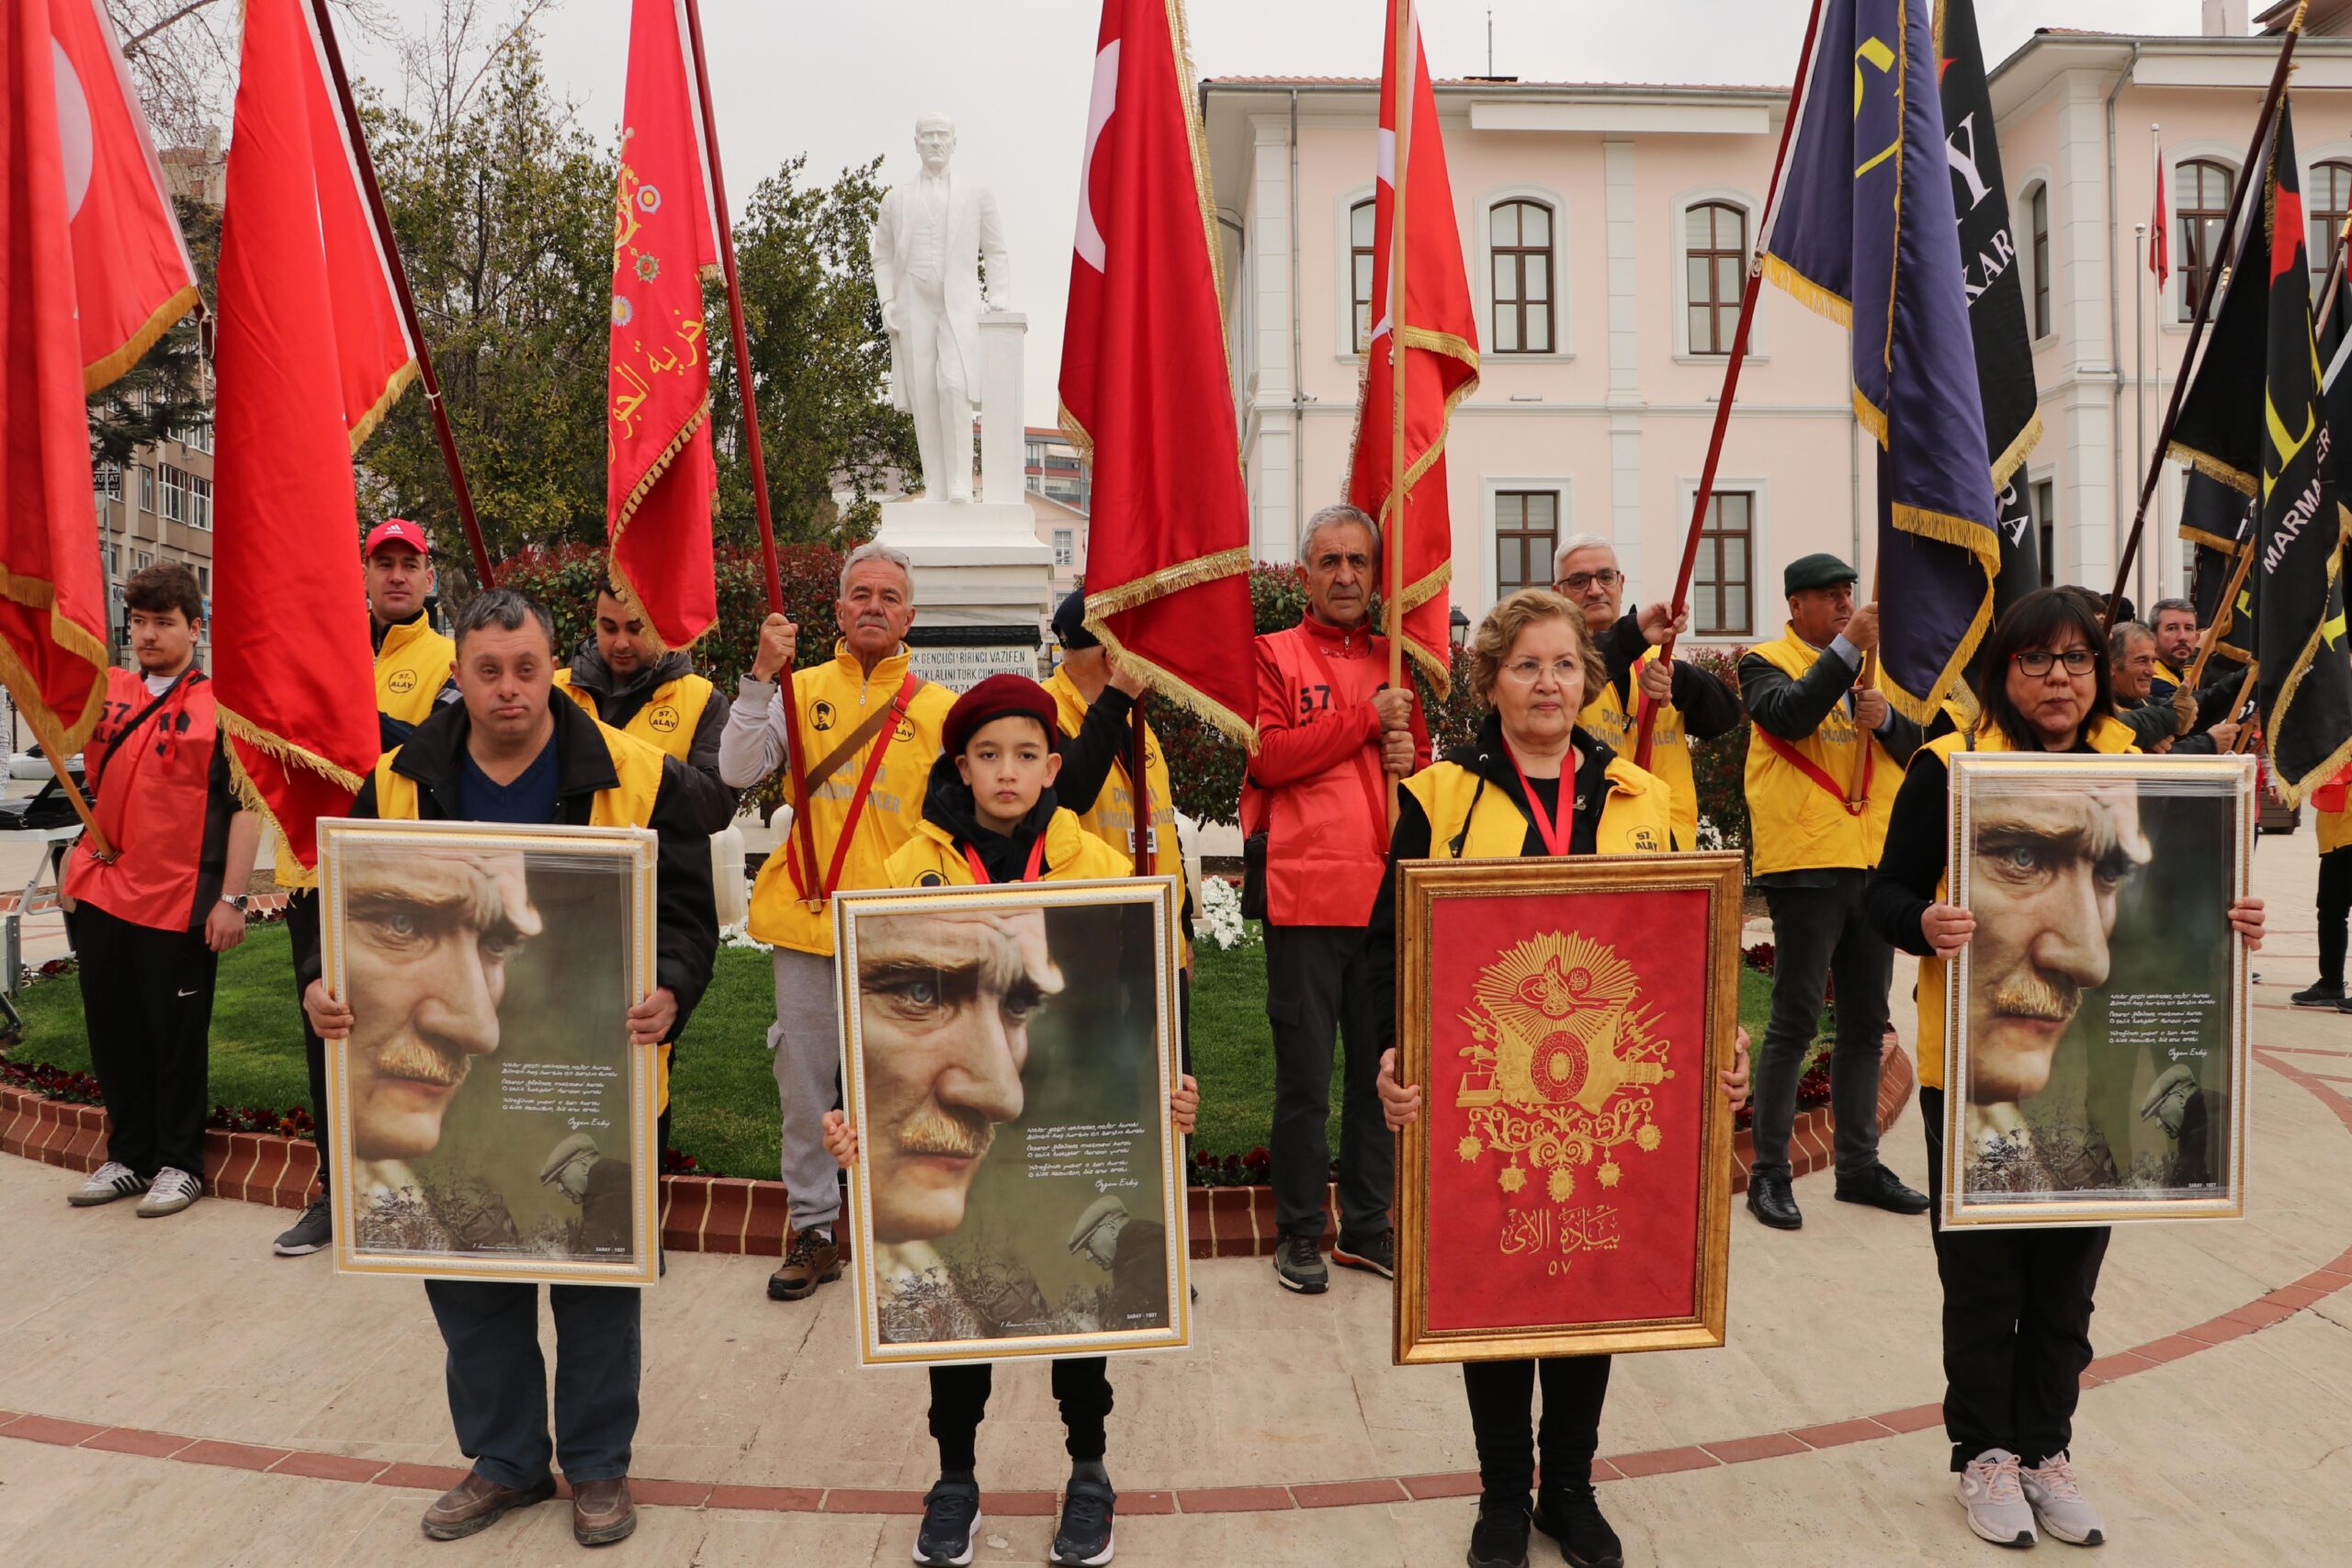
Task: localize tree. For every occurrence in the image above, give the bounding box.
[104,0,395,152]
[85,196,218,469]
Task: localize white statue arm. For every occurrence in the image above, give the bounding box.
[870,193,899,322]
[977,186,1011,307]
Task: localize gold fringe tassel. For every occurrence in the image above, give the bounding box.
[2262,505,2352,805]
[1989,409,2045,492]
[1761,252,1854,329]
[1080,615,1259,750]
[347,360,422,456]
[2165,440,2258,499]
[83,286,201,396]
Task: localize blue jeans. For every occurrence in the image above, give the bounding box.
[424,1280,640,1488]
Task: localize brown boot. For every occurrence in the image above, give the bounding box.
[571,1476,637,1546]
[420,1470,554,1540]
[766,1225,841,1301]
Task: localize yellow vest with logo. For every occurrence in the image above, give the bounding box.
[376,614,456,730]
[883,807,1132,887]
[1912,716,2139,1092]
[1742,626,1904,875]
[1578,649,1695,851]
[1042,666,1192,961]
[554,668,716,765]
[1401,752,1676,861]
[745,644,954,955]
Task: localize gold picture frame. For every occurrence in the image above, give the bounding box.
[1941,753,2254,1230]
[1394,852,1743,1365]
[834,876,1190,1368]
[318,818,661,1286]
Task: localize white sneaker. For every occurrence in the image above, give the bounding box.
[1958,1448,2037,1549]
[135,1167,202,1218]
[68,1162,149,1207]
[2021,1455,2107,1547]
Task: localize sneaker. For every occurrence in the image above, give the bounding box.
[767,1225,842,1302]
[2291,980,2346,1009]
[1532,1482,1623,1568]
[67,1162,148,1208]
[1331,1227,1395,1279]
[913,1474,981,1567]
[135,1167,201,1218]
[1833,1162,1930,1216]
[1466,1495,1532,1568]
[1957,1448,2037,1549]
[2020,1454,2106,1547]
[1050,1472,1116,1566]
[273,1194,334,1257]
[1272,1233,1328,1294]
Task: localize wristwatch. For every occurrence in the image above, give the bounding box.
[220,893,249,912]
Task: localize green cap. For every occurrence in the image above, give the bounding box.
[1783,552,1859,596]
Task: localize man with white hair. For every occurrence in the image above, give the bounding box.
[719,540,954,1303]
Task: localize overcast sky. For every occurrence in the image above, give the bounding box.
[344,1,2211,423]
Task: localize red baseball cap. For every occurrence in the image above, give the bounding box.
[363,518,432,559]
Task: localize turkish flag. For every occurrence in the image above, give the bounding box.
[606,0,720,651]
[50,0,198,391]
[211,0,414,881]
[1348,0,1478,695]
[0,0,113,761]
[1059,0,1256,742]
[2151,158,2169,286]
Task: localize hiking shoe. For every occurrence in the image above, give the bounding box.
[913,1474,981,1566]
[1050,1473,1116,1565]
[135,1167,201,1218]
[1957,1448,2037,1549]
[1533,1482,1623,1567]
[2021,1454,2106,1547]
[273,1194,334,1257]
[767,1225,841,1301]
[1332,1227,1395,1279]
[2291,980,2346,1009]
[420,1470,555,1540]
[1466,1495,1532,1567]
[1272,1233,1328,1294]
[68,1162,148,1207]
[571,1476,637,1546]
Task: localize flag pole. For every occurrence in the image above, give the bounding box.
[1383,0,1412,823]
[2182,526,2257,691]
[2133,219,2149,609]
[679,0,820,903]
[2103,2,2309,634]
[1633,0,1826,770]
[1127,696,1150,874]
[305,0,496,590]
[1848,564,1879,807]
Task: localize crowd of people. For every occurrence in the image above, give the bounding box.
[47,503,2341,1566]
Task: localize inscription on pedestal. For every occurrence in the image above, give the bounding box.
[909,644,1044,694]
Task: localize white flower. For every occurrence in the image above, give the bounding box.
[719,922,771,952]
[1195,875,1258,952]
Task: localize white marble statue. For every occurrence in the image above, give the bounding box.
[871,112,1010,505]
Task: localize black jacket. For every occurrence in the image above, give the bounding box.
[1593,611,1744,740]
[564,640,738,835]
[301,694,718,1042]
[1736,639,1924,762]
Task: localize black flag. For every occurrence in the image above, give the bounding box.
[2181,470,2256,669]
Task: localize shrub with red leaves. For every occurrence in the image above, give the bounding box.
[662,1146,702,1175]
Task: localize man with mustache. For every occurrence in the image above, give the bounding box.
[720,541,954,1304]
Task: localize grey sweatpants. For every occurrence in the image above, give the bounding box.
[768,946,844,1234]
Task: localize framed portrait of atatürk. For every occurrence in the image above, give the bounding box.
[1941,753,2255,1230]
[833,876,1189,1368]
[317,818,661,1286]
[1393,852,1744,1365]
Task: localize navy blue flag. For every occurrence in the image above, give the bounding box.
[1760,0,2000,723]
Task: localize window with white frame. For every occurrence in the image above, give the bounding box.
[138,466,155,512]
[1351,199,1377,353]
[1489,200,1555,354]
[132,550,153,572]
[2030,478,2056,588]
[2028,182,2051,339]
[159,464,186,523]
[2177,159,2235,321]
[1692,491,1753,636]
[1685,202,1748,356]
[1494,491,1557,595]
[189,475,211,530]
[1052,529,1074,569]
[2312,161,2352,294]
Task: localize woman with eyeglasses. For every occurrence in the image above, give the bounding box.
[1364,589,1751,1568]
[1863,587,2264,1551]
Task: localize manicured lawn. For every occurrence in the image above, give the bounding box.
[5,921,1788,1179]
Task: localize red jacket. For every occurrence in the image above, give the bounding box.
[1241,615,1431,927]
[64,665,235,932]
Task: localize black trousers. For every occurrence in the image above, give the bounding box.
[71,904,215,1178]
[926,1358,1113,1472]
[2319,845,2350,987]
[1752,873,1894,1182]
[285,889,332,1195]
[1460,1355,1612,1503]
[1922,1088,2109,1471]
[1264,922,1392,1238]
[424,1280,640,1489]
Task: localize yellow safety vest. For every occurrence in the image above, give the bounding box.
[1912,716,2139,1092]
[1741,626,1904,875]
[745,644,954,955]
[2321,803,2350,856]
[1578,649,1695,851]
[1400,752,1676,860]
[554,668,716,766]
[1042,666,1191,961]
[883,807,1132,887]
[375,614,456,730]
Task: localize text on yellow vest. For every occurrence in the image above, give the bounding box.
[376,615,456,730]
[1578,648,1696,851]
[1742,626,1903,875]
[884,807,1132,887]
[554,668,716,765]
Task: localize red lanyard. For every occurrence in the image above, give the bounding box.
[963,836,1046,885]
[1503,741,1577,859]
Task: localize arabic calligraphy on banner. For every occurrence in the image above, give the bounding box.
[607,130,709,446]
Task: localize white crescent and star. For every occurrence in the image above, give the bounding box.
[52,38,95,221]
[1073,38,1121,273]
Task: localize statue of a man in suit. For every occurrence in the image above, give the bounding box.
[870,113,1010,504]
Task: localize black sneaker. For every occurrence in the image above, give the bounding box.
[273,1194,334,1257]
[1467,1495,1532,1567]
[1050,1473,1116,1566]
[914,1475,981,1567]
[1533,1482,1623,1568]
[2291,980,2346,1009]
[1331,1227,1395,1279]
[1272,1233,1328,1294]
[1832,1162,1929,1216]
[1745,1171,1802,1230]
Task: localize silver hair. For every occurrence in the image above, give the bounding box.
[2107,621,2155,664]
[1299,502,1382,564]
[1552,531,1616,578]
[2149,597,2196,623]
[840,540,915,597]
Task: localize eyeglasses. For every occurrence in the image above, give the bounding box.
[1555,570,1622,593]
[2012,649,2098,675]
[1500,658,1587,684]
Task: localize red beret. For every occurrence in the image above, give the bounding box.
[943,673,1059,758]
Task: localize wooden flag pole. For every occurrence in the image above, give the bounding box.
[2103,1,2309,634]
[1633,0,1826,770]
[1847,566,1881,808]
[1383,0,1412,824]
[306,0,496,590]
[2182,528,2256,692]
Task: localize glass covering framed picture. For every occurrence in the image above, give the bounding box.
[834,876,1189,1368]
[1392,852,1744,1364]
[1941,753,2254,1229]
[318,818,661,1286]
